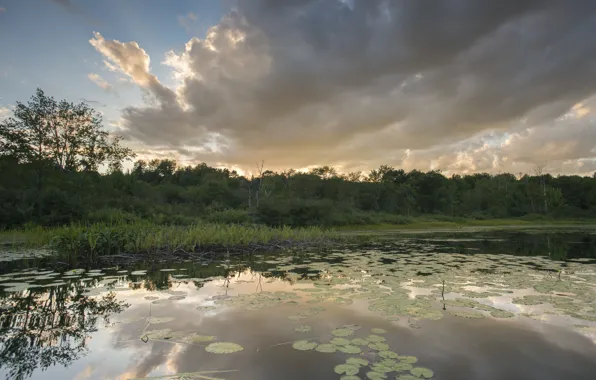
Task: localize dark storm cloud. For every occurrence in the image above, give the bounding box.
[92,0,596,174]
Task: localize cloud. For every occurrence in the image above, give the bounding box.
[178,12,199,34]
[89,32,176,105]
[87,73,113,91]
[90,1,596,175]
[80,98,106,107]
[49,0,99,24]
[0,106,11,121]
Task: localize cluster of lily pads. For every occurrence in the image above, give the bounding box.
[138,315,244,355]
[291,325,434,379]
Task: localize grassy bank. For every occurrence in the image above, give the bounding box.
[335,216,596,232]
[0,222,334,261]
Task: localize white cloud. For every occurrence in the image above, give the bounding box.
[87,73,113,91]
[178,12,199,34]
[0,106,11,121]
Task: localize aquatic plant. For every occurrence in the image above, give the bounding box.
[410,367,434,378]
[205,342,244,354]
[292,340,318,351]
[334,364,360,376]
[0,221,332,261]
[315,343,336,353]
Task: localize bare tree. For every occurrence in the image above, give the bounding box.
[534,162,548,213]
[254,161,276,207]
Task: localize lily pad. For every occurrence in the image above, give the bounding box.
[410,367,434,378]
[147,317,174,324]
[379,350,399,359]
[334,364,360,376]
[371,328,387,334]
[332,328,356,337]
[366,334,386,342]
[351,338,370,346]
[292,340,318,351]
[368,342,390,351]
[398,356,419,364]
[315,343,336,353]
[205,342,244,354]
[449,310,485,319]
[490,309,515,318]
[330,337,351,346]
[295,325,312,333]
[346,357,369,367]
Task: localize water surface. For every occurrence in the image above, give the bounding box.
[1,230,596,380]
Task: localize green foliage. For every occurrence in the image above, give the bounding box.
[2,90,596,230]
[0,222,330,260]
[0,88,134,171]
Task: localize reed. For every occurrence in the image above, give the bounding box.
[0,221,334,260]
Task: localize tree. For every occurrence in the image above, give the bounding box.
[533,162,548,213]
[0,88,134,172]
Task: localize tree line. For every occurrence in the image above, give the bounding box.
[2,89,596,229]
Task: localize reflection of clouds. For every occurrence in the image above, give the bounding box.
[73,365,94,380]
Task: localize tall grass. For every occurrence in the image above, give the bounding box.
[0,221,333,260]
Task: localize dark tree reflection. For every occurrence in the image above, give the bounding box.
[0,284,128,380]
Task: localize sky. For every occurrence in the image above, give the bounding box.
[1,0,596,176]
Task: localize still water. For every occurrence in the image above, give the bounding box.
[1,230,596,380]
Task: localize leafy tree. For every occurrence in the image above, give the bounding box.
[0,88,134,171]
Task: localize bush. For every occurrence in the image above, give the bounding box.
[256,199,335,227]
[86,208,140,224]
[205,209,251,224]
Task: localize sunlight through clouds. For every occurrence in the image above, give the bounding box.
[87,1,596,175]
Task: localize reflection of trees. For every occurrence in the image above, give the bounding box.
[0,284,128,380]
[417,232,596,261]
[127,259,294,292]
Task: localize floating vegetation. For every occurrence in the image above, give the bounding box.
[331,337,351,346]
[179,334,217,344]
[410,367,435,378]
[292,340,318,351]
[332,328,355,337]
[128,370,240,380]
[147,317,175,324]
[144,329,173,340]
[205,342,244,354]
[347,357,369,367]
[366,334,386,343]
[351,338,370,346]
[294,325,312,333]
[3,231,596,380]
[315,343,336,353]
[334,364,360,376]
[449,310,485,319]
[379,350,399,359]
[288,315,307,321]
[490,310,515,318]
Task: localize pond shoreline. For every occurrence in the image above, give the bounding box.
[337,219,596,234]
[93,238,337,266]
[0,222,335,264]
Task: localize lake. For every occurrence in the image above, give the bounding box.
[1,229,596,380]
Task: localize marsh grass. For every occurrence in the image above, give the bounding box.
[0,222,333,260]
[334,216,593,232]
